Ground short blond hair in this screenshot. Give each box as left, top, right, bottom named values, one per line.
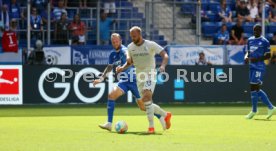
left=129, top=26, right=142, bottom=33
left=110, top=33, right=121, bottom=40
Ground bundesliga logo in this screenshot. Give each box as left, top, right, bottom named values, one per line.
left=0, top=69, right=19, bottom=95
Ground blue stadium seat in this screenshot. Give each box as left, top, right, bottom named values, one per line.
left=268, top=23, right=276, bottom=34
left=206, top=11, right=216, bottom=22
left=181, top=4, right=195, bottom=15
left=202, top=22, right=217, bottom=37
left=243, top=22, right=255, bottom=34
left=208, top=2, right=220, bottom=14
left=243, top=33, right=252, bottom=39
left=201, top=3, right=208, bottom=11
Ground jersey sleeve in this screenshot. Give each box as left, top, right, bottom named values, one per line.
left=151, top=41, right=163, bottom=54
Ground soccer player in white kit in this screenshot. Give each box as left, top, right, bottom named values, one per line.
left=116, top=26, right=172, bottom=134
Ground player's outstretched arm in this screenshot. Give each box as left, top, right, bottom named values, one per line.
left=159, top=50, right=169, bottom=72
left=93, top=64, right=113, bottom=87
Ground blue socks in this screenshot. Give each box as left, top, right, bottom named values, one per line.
left=251, top=90, right=274, bottom=112
left=258, top=90, right=274, bottom=110
left=251, top=91, right=258, bottom=113
left=107, top=100, right=115, bottom=123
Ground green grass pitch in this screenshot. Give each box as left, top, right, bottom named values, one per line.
left=0, top=104, right=276, bottom=151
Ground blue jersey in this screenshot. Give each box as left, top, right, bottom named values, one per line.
left=247, top=36, right=270, bottom=71
left=109, top=45, right=136, bottom=82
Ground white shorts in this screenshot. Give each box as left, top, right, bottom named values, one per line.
left=136, top=72, right=157, bottom=97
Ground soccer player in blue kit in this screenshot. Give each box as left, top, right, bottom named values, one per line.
left=93, top=33, right=167, bottom=131
left=244, top=24, right=276, bottom=119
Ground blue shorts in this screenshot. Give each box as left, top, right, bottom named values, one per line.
left=117, top=81, right=141, bottom=99
left=249, top=69, right=265, bottom=85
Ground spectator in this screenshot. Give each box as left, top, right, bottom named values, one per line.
left=237, top=0, right=251, bottom=22
left=269, top=32, right=276, bottom=45
left=217, top=0, right=232, bottom=22
left=195, top=52, right=212, bottom=65
left=41, top=5, right=55, bottom=26
left=68, top=13, right=86, bottom=45
left=55, top=12, right=69, bottom=44
left=217, top=24, right=229, bottom=45
left=32, top=0, right=47, bottom=14
left=9, top=0, right=23, bottom=20
left=100, top=10, right=116, bottom=45
left=2, top=20, right=18, bottom=53
left=1, top=4, right=9, bottom=29
left=103, top=0, right=116, bottom=15
left=53, top=0, right=67, bottom=21
left=80, top=0, right=87, bottom=8
left=30, top=7, right=43, bottom=42
left=258, top=0, right=272, bottom=23
left=229, top=19, right=245, bottom=45
left=269, top=0, right=276, bottom=22
left=247, top=0, right=259, bottom=22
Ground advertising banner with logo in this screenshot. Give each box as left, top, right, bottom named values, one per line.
left=168, top=46, right=224, bottom=65
left=22, top=65, right=276, bottom=104
left=0, top=65, right=23, bottom=105
left=43, top=46, right=71, bottom=65
left=23, top=66, right=136, bottom=104
left=227, top=45, right=246, bottom=65
left=71, top=46, right=113, bottom=65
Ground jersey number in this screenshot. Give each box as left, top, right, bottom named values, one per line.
left=9, top=35, right=14, bottom=44
left=255, top=71, right=261, bottom=78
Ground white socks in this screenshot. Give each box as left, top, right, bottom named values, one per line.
left=152, top=103, right=167, bottom=117
left=144, top=101, right=154, bottom=128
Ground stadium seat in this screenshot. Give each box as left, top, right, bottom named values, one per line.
left=208, top=2, right=220, bottom=14
left=268, top=23, right=276, bottom=34
left=202, top=22, right=217, bottom=37
left=243, top=22, right=255, bottom=34
left=206, top=11, right=216, bottom=22
left=243, top=33, right=252, bottom=39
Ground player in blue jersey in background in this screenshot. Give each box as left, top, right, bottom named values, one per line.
left=93, top=33, right=165, bottom=131
left=244, top=24, right=276, bottom=119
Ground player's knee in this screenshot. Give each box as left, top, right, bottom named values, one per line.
left=139, top=105, right=146, bottom=111
left=108, top=93, right=117, bottom=100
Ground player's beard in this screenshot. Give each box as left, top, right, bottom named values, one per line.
left=133, top=37, right=141, bottom=45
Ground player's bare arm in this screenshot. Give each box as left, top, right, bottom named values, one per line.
left=116, top=56, right=133, bottom=73
left=159, top=50, right=169, bottom=72
left=93, top=64, right=113, bottom=87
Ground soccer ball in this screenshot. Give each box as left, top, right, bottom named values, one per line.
left=115, top=121, right=128, bottom=134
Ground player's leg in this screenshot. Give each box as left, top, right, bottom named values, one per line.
left=99, top=84, right=125, bottom=131
left=245, top=70, right=259, bottom=119
left=254, top=71, right=275, bottom=119
left=141, top=89, right=155, bottom=133
left=148, top=78, right=172, bottom=129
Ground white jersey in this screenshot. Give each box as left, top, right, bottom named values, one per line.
left=127, top=40, right=164, bottom=95
left=127, top=40, right=163, bottom=73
